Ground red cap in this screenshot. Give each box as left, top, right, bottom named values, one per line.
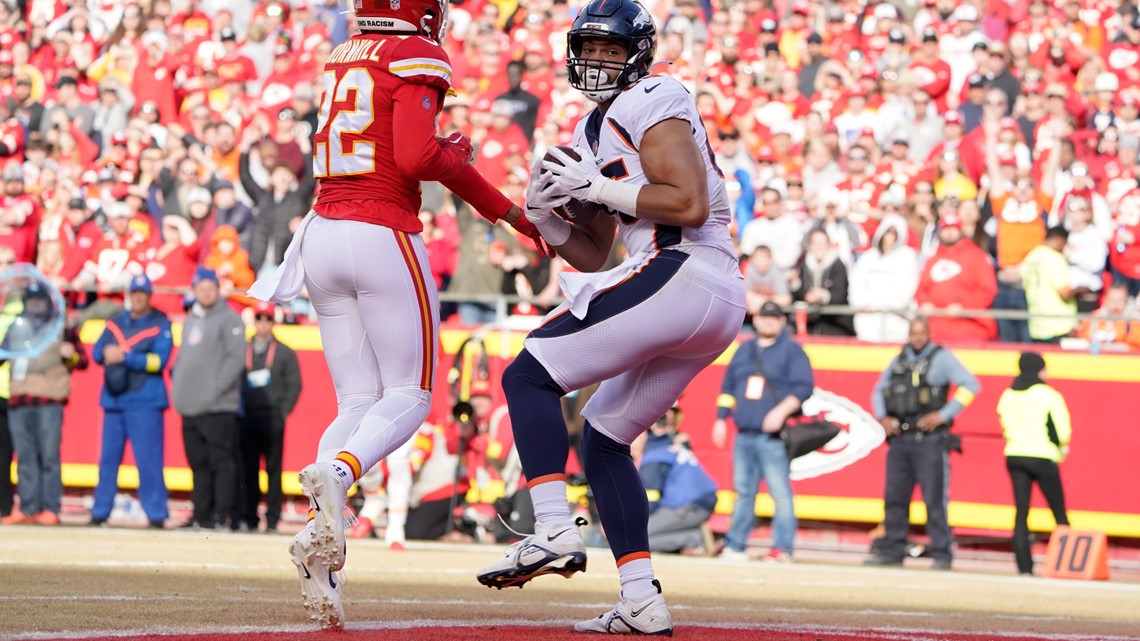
left=940, top=213, right=963, bottom=229
left=860, top=64, right=878, bottom=80
left=0, top=51, right=13, bottom=65
left=1118, top=90, right=1140, bottom=106
left=858, top=126, right=876, bottom=138
left=997, top=150, right=1017, bottom=165
left=469, top=379, right=493, bottom=397
left=999, top=116, right=1018, bottom=131
left=1022, top=80, right=1043, bottom=95
left=944, top=110, right=963, bottom=124
left=792, top=0, right=811, bottom=15
left=787, top=170, right=803, bottom=183
left=254, top=301, right=277, bottom=317
left=110, top=131, right=128, bottom=146
left=756, top=146, right=776, bottom=161
left=848, top=85, right=868, bottom=98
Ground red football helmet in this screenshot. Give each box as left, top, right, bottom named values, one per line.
left=354, top=0, right=449, bottom=42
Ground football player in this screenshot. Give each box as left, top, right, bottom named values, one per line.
left=475, top=0, right=746, bottom=634
left=249, top=0, right=549, bottom=630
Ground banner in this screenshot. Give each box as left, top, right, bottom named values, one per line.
left=57, top=324, right=1140, bottom=538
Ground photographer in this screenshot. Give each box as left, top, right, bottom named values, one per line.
left=866, top=317, right=980, bottom=570
left=635, top=404, right=719, bottom=555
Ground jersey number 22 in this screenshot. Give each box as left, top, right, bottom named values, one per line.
left=314, top=68, right=376, bottom=178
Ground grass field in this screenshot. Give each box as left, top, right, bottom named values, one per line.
left=2, top=525, right=1138, bottom=641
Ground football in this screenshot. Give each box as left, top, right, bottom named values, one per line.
left=542, top=145, right=601, bottom=224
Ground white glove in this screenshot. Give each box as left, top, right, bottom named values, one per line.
left=523, top=167, right=572, bottom=246
left=541, top=146, right=641, bottom=216
left=541, top=146, right=601, bottom=202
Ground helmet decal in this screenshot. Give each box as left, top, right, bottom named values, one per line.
left=566, top=0, right=657, bottom=103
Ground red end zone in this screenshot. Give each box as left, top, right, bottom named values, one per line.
left=73, top=625, right=1134, bottom=641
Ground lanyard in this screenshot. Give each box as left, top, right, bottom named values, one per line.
left=246, top=340, right=276, bottom=370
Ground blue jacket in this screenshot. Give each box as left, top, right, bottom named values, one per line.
left=639, top=434, right=719, bottom=513
left=716, top=331, right=814, bottom=432
left=93, top=309, right=173, bottom=411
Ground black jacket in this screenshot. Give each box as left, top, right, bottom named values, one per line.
left=241, top=151, right=316, bottom=272
left=241, top=337, right=302, bottom=416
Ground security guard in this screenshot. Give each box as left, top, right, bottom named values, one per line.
left=866, top=317, right=980, bottom=570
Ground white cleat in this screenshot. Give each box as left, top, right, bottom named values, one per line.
left=289, top=530, right=345, bottom=631
left=574, top=579, right=673, bottom=636
left=476, top=517, right=588, bottom=589
left=299, top=462, right=348, bottom=571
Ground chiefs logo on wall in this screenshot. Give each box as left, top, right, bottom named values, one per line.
left=790, top=388, right=886, bottom=481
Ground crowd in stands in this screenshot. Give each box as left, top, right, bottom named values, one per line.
left=2, top=0, right=1140, bottom=348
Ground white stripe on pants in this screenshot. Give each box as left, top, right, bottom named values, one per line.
left=300, top=216, right=439, bottom=475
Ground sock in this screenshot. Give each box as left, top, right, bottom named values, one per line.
left=331, top=451, right=363, bottom=489
left=385, top=508, right=407, bottom=543
left=617, top=555, right=657, bottom=601
left=529, top=478, right=572, bottom=527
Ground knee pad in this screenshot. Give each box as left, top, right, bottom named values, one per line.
left=502, top=349, right=564, bottom=401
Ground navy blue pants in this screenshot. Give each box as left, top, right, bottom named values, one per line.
left=92, top=408, right=169, bottom=523
left=879, top=431, right=952, bottom=562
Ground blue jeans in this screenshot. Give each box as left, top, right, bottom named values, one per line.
left=457, top=302, right=498, bottom=326
left=994, top=283, right=1030, bottom=344
left=725, top=431, right=797, bottom=554
left=8, top=403, right=64, bottom=515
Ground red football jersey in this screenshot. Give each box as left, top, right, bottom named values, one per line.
left=313, top=34, right=456, bottom=232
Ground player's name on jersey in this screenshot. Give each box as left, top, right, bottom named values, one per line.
left=326, top=38, right=391, bottom=66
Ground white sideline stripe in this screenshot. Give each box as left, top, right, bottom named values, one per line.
left=7, top=609, right=1139, bottom=641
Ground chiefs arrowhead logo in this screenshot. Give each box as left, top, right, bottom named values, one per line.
left=790, top=389, right=885, bottom=481
left=929, top=258, right=963, bottom=283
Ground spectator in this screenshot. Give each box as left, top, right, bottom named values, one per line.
left=72, top=202, right=154, bottom=322
left=805, top=193, right=863, bottom=268
left=0, top=162, right=40, bottom=264
left=849, top=215, right=920, bottom=343
left=1021, top=227, right=1078, bottom=343
left=1061, top=196, right=1108, bottom=312
left=996, top=352, right=1071, bottom=576
left=171, top=267, right=246, bottom=530
left=134, top=215, right=199, bottom=318
left=915, top=212, right=999, bottom=342
left=1110, top=188, right=1140, bottom=297
left=210, top=180, right=253, bottom=246
left=1077, top=283, right=1140, bottom=348
left=1, top=283, right=88, bottom=525
left=635, top=404, right=718, bottom=555
left=241, top=144, right=316, bottom=275
left=89, top=275, right=172, bottom=528
left=740, top=187, right=803, bottom=271
left=792, top=228, right=855, bottom=337
left=743, top=245, right=792, bottom=318
left=714, top=302, right=814, bottom=562
left=867, top=317, right=980, bottom=570
left=495, top=60, right=541, bottom=140
left=203, top=225, right=256, bottom=309
left=238, top=302, right=301, bottom=533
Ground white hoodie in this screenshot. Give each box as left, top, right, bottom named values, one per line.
left=848, top=214, right=920, bottom=343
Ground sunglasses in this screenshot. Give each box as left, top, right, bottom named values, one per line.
left=255, top=314, right=274, bottom=321
left=788, top=182, right=803, bottom=187
left=849, top=155, right=868, bottom=161
left=762, top=199, right=781, bottom=205
left=915, top=188, right=934, bottom=195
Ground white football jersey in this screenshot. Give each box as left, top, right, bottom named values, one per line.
left=571, top=76, right=734, bottom=259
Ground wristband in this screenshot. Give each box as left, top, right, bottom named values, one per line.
left=589, top=178, right=641, bottom=217
left=528, top=209, right=572, bottom=246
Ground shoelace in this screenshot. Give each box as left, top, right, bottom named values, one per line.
left=496, top=514, right=590, bottom=551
